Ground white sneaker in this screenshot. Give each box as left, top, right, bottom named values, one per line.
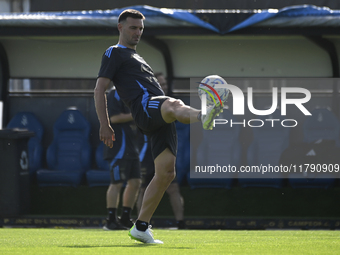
left=201, top=103, right=224, bottom=130
left=128, top=225, right=163, bottom=244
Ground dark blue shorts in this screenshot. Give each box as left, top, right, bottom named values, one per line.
left=109, top=158, right=141, bottom=184
left=132, top=96, right=177, bottom=159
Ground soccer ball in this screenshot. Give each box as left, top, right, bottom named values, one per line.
left=198, top=75, right=229, bottom=106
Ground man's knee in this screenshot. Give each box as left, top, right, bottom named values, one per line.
left=167, top=169, right=176, bottom=183
left=156, top=167, right=176, bottom=185
left=110, top=182, right=123, bottom=190
left=168, top=98, right=185, bottom=113
left=161, top=98, right=185, bottom=123
left=127, top=178, right=142, bottom=189
left=164, top=169, right=176, bottom=184
left=154, top=148, right=176, bottom=184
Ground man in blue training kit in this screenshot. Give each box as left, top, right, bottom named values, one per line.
left=136, top=73, right=185, bottom=229
left=94, top=9, right=226, bottom=244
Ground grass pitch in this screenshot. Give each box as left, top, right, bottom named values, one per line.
left=0, top=228, right=339, bottom=254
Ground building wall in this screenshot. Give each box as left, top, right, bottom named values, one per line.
left=0, top=35, right=335, bottom=79
left=0, top=36, right=166, bottom=78
left=162, top=35, right=332, bottom=78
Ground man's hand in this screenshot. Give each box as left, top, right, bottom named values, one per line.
left=100, top=124, right=115, bottom=148
left=94, top=77, right=115, bottom=148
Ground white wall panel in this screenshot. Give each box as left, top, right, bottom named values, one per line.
left=1, top=36, right=165, bottom=78
left=161, top=35, right=333, bottom=78
left=0, top=35, right=337, bottom=79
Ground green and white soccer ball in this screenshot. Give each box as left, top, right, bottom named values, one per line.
left=198, top=75, right=230, bottom=106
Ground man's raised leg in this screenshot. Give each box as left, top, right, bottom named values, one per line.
left=160, top=97, right=201, bottom=124
left=160, top=96, right=225, bottom=130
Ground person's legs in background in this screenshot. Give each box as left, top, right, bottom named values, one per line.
left=104, top=182, right=127, bottom=230
left=104, top=159, right=141, bottom=230
left=119, top=178, right=141, bottom=228
left=165, top=182, right=185, bottom=229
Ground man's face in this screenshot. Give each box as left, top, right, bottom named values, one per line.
left=118, top=17, right=144, bottom=48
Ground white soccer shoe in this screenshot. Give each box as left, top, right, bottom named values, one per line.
left=128, top=225, right=163, bottom=244
left=201, top=103, right=224, bottom=130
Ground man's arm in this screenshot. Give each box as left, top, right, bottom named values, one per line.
left=110, top=113, right=133, bottom=124
left=94, top=77, right=115, bottom=148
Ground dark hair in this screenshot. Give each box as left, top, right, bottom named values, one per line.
left=118, top=9, right=145, bottom=23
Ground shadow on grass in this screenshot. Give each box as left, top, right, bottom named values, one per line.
left=64, top=244, right=193, bottom=249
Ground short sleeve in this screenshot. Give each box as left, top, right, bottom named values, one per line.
left=98, top=46, right=121, bottom=80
